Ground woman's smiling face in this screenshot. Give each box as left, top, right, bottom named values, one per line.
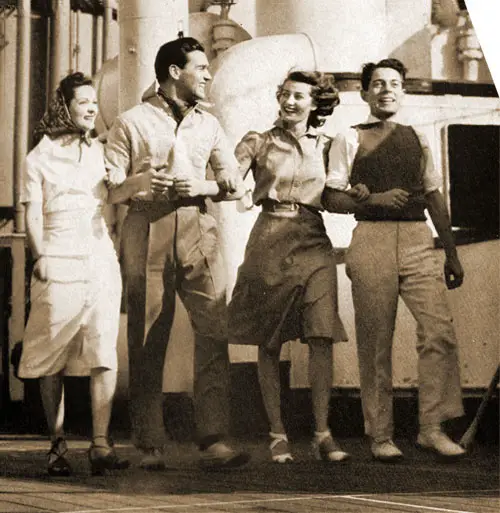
left=278, top=80, right=316, bottom=126
left=68, top=85, right=98, bottom=132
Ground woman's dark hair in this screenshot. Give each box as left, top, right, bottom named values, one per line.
left=155, top=37, right=205, bottom=82
left=57, top=72, right=93, bottom=107
left=277, top=71, right=340, bottom=128
left=360, top=59, right=407, bottom=91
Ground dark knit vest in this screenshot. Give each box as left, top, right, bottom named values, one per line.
left=350, top=122, right=427, bottom=221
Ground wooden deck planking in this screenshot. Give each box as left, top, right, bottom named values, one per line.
left=1, top=492, right=72, bottom=511
left=0, top=490, right=498, bottom=513
left=0, top=437, right=497, bottom=513
left=0, top=500, right=44, bottom=513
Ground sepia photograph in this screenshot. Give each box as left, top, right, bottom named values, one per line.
left=0, top=1, right=498, bottom=511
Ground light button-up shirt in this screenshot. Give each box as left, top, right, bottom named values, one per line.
left=235, top=121, right=334, bottom=210
left=105, top=94, right=240, bottom=201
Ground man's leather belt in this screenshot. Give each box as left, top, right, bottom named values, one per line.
left=129, top=197, right=206, bottom=214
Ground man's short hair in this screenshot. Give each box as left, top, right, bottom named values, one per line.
left=360, top=58, right=408, bottom=91
left=154, top=37, right=205, bottom=82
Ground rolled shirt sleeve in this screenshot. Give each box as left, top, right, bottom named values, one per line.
left=104, top=117, right=132, bottom=185
left=20, top=156, right=43, bottom=204
left=414, top=129, right=443, bottom=193
left=326, top=126, right=442, bottom=194
left=325, top=128, right=359, bottom=191
left=234, top=131, right=262, bottom=179
left=209, top=121, right=242, bottom=186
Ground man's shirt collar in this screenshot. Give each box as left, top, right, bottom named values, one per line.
left=365, top=113, right=400, bottom=124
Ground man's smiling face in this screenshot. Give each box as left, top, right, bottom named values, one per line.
left=362, top=67, right=405, bottom=120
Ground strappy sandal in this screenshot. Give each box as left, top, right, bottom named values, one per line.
left=312, top=431, right=350, bottom=462
left=88, top=437, right=130, bottom=476
left=47, top=437, right=72, bottom=477
left=269, top=432, right=294, bottom=463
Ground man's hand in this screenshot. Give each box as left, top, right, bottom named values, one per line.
left=149, top=169, right=175, bottom=196
left=444, top=254, right=464, bottom=290
left=372, top=188, right=410, bottom=209
left=174, top=176, right=207, bottom=197
left=33, top=256, right=48, bottom=281
left=347, top=183, right=370, bottom=202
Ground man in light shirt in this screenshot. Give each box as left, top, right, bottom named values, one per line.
left=104, top=37, right=249, bottom=470
left=323, top=58, right=466, bottom=462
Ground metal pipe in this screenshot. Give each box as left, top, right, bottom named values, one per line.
left=10, top=0, right=31, bottom=402
left=457, top=12, right=483, bottom=82
left=50, top=0, right=71, bottom=93
left=91, top=14, right=99, bottom=75
left=70, top=9, right=79, bottom=72
left=255, top=0, right=388, bottom=71
left=102, top=0, right=113, bottom=61
left=13, top=0, right=31, bottom=234
left=119, top=0, right=189, bottom=113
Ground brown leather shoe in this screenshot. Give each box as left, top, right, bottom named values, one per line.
left=89, top=438, right=130, bottom=476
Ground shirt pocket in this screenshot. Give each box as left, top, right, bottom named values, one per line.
left=192, top=140, right=212, bottom=171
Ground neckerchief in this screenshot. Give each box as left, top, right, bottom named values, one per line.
left=157, top=88, right=195, bottom=124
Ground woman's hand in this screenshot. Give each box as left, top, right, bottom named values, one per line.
left=216, top=171, right=238, bottom=194
left=33, top=256, right=48, bottom=281
left=104, top=169, right=127, bottom=189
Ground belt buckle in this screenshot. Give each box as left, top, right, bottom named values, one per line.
left=280, top=202, right=299, bottom=212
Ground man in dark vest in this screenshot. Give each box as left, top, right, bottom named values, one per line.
left=323, top=58, right=466, bottom=462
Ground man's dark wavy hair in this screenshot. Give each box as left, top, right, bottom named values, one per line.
left=155, top=37, right=205, bottom=82
left=277, top=71, right=340, bottom=128
left=360, top=58, right=408, bottom=91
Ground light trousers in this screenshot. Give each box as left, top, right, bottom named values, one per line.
left=345, top=221, right=464, bottom=440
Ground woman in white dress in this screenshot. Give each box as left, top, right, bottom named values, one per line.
left=18, top=72, right=128, bottom=476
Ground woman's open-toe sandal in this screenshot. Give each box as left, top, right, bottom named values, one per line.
left=312, top=431, right=350, bottom=462
left=47, top=437, right=72, bottom=477
left=269, top=432, right=294, bottom=463
left=88, top=437, right=130, bottom=476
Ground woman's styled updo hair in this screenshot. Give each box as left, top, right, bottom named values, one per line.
left=277, top=71, right=340, bottom=127
left=57, top=72, right=94, bottom=107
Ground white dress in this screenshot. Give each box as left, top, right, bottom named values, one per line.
left=18, top=135, right=122, bottom=378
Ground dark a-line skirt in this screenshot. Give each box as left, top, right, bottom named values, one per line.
left=228, top=205, right=348, bottom=351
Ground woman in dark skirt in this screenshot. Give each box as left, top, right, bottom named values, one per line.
left=229, top=71, right=368, bottom=463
